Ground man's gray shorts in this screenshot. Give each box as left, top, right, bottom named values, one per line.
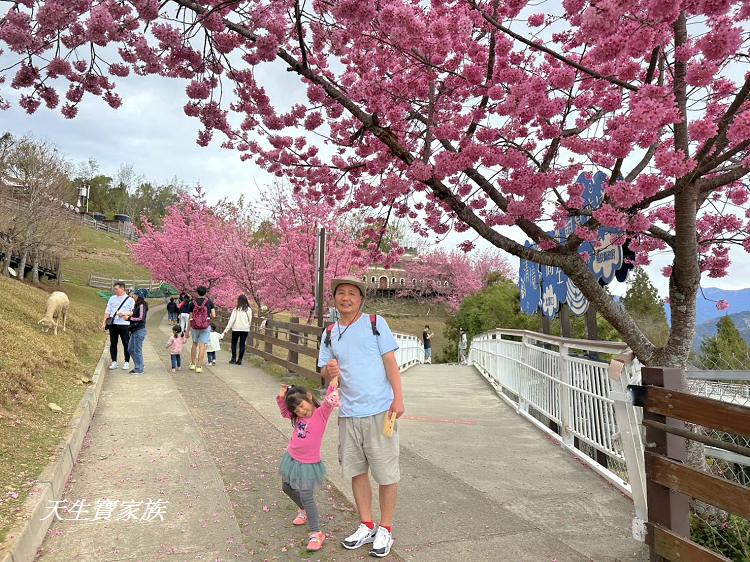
left=338, top=411, right=400, bottom=485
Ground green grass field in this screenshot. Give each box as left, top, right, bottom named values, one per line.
left=0, top=227, right=149, bottom=546
left=61, top=227, right=151, bottom=286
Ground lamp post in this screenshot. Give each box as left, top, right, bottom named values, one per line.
left=78, top=183, right=90, bottom=214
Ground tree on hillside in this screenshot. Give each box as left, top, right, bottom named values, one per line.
left=0, top=136, right=74, bottom=281
left=441, top=281, right=539, bottom=362
left=130, top=191, right=232, bottom=293
left=6, top=2, right=750, bottom=371
left=622, top=268, right=669, bottom=347
left=399, top=249, right=513, bottom=311
left=699, top=316, right=750, bottom=370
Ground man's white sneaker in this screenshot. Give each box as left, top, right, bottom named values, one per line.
left=108, top=362, right=118, bottom=370
left=369, top=526, right=393, bottom=558
left=122, top=362, right=130, bottom=370
left=341, top=523, right=377, bottom=550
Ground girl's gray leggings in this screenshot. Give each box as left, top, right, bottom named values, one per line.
left=282, top=482, right=320, bottom=531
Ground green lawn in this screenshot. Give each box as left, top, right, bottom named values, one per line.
left=61, top=226, right=151, bottom=285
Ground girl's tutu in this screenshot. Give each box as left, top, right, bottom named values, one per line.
left=279, top=451, right=326, bottom=490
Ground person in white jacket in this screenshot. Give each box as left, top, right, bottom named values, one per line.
left=206, top=323, right=223, bottom=366
left=221, top=294, right=253, bottom=365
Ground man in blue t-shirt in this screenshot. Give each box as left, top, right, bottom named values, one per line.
left=318, top=276, right=404, bottom=558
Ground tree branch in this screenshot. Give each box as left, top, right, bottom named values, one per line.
left=467, top=0, right=638, bottom=92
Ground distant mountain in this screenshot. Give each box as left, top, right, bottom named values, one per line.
left=665, top=287, right=750, bottom=327
left=693, top=310, right=750, bottom=351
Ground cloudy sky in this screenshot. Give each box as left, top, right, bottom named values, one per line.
left=2, top=41, right=749, bottom=301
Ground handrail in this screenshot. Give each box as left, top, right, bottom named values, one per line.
left=468, top=329, right=639, bottom=499
left=488, top=328, right=628, bottom=354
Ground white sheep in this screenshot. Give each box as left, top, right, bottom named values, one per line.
left=39, top=291, right=69, bottom=335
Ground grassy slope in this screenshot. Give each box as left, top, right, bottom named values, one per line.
left=0, top=226, right=149, bottom=546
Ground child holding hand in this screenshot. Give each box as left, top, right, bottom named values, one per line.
left=277, top=378, right=339, bottom=552
left=166, top=325, right=187, bottom=372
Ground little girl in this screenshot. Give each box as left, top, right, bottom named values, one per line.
left=166, top=325, right=187, bottom=373
left=206, top=323, right=222, bottom=366
left=276, top=379, right=339, bottom=552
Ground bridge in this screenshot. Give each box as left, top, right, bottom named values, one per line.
left=8, top=309, right=749, bottom=561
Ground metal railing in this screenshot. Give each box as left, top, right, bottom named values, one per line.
left=468, top=330, right=636, bottom=489
left=393, top=332, right=424, bottom=371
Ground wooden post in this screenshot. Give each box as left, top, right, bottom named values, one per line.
left=264, top=315, right=273, bottom=354
left=288, top=317, right=300, bottom=372
left=642, top=366, right=690, bottom=561
left=560, top=303, right=572, bottom=338
left=586, top=305, right=600, bottom=361
left=541, top=312, right=551, bottom=335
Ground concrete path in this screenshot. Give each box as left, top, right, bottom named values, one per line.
left=36, top=309, right=647, bottom=561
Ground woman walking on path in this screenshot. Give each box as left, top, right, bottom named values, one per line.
left=101, top=281, right=134, bottom=371
left=222, top=294, right=253, bottom=365
left=123, top=293, right=148, bottom=375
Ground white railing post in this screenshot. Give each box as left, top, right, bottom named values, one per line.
left=608, top=356, right=647, bottom=542
left=558, top=343, right=574, bottom=448
left=519, top=334, right=530, bottom=413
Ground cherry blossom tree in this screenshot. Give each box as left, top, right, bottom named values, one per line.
left=130, top=191, right=231, bottom=295
left=254, top=193, right=367, bottom=320
left=4, top=1, right=750, bottom=368
left=399, top=249, right=512, bottom=311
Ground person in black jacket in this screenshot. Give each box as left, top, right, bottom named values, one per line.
left=166, top=297, right=179, bottom=324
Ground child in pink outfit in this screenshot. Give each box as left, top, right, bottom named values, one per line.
left=276, top=379, right=339, bottom=552
left=166, top=325, right=188, bottom=372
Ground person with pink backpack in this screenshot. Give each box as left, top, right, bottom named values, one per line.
left=187, top=286, right=215, bottom=373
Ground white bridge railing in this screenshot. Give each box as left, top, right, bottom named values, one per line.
left=469, top=329, right=643, bottom=489
left=393, top=332, right=424, bottom=372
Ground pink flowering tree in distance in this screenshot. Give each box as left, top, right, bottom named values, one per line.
left=399, top=249, right=513, bottom=311
left=5, top=1, right=750, bottom=368
left=255, top=193, right=367, bottom=321
left=130, top=191, right=232, bottom=297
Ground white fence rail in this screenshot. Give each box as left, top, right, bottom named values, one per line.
left=393, top=333, right=424, bottom=372
left=469, top=330, right=638, bottom=485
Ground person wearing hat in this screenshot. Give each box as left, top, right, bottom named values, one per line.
left=318, top=276, right=404, bottom=558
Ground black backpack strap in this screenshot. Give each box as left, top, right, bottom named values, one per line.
left=324, top=323, right=335, bottom=347
left=369, top=314, right=380, bottom=336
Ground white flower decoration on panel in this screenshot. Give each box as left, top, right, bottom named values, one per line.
left=542, top=284, right=559, bottom=318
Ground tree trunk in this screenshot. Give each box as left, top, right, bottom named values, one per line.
left=18, top=248, right=28, bottom=281
left=1, top=242, right=13, bottom=277
left=31, top=247, right=40, bottom=283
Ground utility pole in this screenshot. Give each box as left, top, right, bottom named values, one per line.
left=315, top=226, right=326, bottom=327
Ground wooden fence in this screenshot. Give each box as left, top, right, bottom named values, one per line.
left=88, top=274, right=162, bottom=292
left=247, top=317, right=323, bottom=380
left=629, top=367, right=750, bottom=561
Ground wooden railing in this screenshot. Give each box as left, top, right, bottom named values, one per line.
left=88, top=274, right=161, bottom=292
left=212, top=313, right=424, bottom=382
left=629, top=367, right=750, bottom=561
left=246, top=317, right=323, bottom=380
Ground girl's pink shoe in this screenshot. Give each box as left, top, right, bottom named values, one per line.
left=292, top=510, right=307, bottom=526
left=306, top=531, right=325, bottom=551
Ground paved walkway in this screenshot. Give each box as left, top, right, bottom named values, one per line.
left=35, top=309, right=647, bottom=561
